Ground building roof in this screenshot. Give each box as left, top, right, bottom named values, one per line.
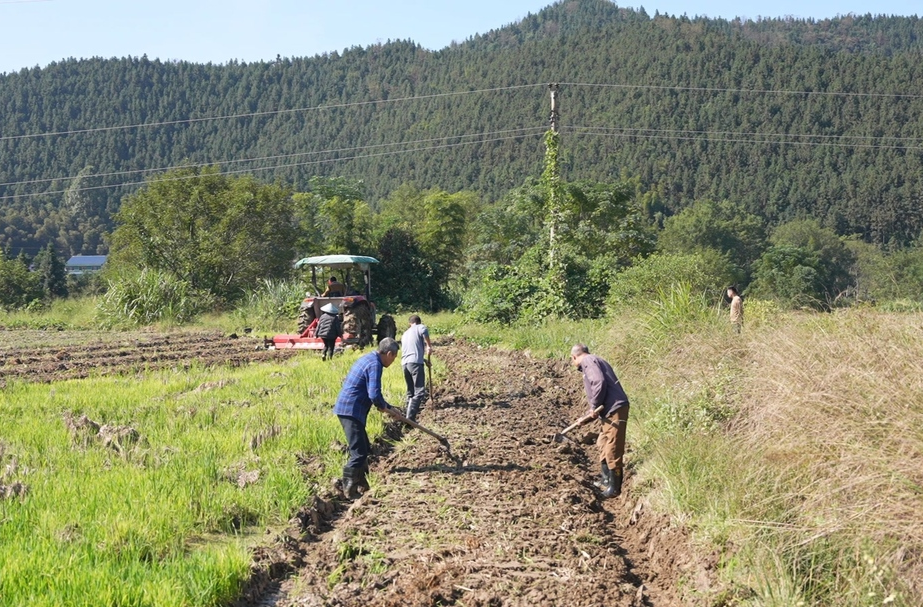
left=65, top=255, right=108, bottom=266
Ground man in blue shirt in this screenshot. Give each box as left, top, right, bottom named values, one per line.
left=333, top=337, right=401, bottom=499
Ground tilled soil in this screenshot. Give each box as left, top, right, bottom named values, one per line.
left=1, top=329, right=718, bottom=605
left=0, top=329, right=294, bottom=387
left=242, top=339, right=720, bottom=607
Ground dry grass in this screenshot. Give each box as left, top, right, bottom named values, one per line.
left=734, top=309, right=923, bottom=602
left=608, top=305, right=923, bottom=605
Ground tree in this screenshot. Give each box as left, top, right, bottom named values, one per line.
left=748, top=244, right=824, bottom=308
left=0, top=253, right=41, bottom=308
left=658, top=199, right=767, bottom=280
left=374, top=227, right=444, bottom=311
left=108, top=166, right=296, bottom=302
left=769, top=219, right=855, bottom=303
left=33, top=243, right=68, bottom=299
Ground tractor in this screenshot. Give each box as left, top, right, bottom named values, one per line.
left=267, top=255, right=397, bottom=350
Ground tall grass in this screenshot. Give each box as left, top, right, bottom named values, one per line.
left=96, top=269, right=217, bottom=328
left=229, top=278, right=306, bottom=333
left=0, top=297, right=100, bottom=330
left=0, top=349, right=405, bottom=607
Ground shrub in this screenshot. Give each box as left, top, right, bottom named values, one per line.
left=608, top=251, right=735, bottom=310
left=96, top=269, right=218, bottom=327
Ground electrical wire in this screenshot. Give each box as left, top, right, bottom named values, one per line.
left=564, top=125, right=923, bottom=150
left=4, top=79, right=921, bottom=144
left=0, top=126, right=546, bottom=189
left=561, top=81, right=923, bottom=100
left=0, top=129, right=547, bottom=201
left=0, top=84, right=544, bottom=142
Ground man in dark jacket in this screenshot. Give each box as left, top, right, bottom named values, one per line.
left=333, top=338, right=401, bottom=499
left=316, top=303, right=342, bottom=361
left=570, top=344, right=630, bottom=498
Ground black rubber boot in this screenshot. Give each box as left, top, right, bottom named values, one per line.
left=594, top=461, right=611, bottom=490
left=603, top=467, right=623, bottom=499
left=341, top=466, right=361, bottom=500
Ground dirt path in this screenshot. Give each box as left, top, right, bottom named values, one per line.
left=242, top=339, right=719, bottom=607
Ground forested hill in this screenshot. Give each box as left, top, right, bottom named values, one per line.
left=3, top=0, right=923, bottom=257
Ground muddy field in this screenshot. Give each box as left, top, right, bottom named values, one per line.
left=2, top=330, right=719, bottom=606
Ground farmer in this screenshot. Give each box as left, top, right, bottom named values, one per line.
left=333, top=337, right=401, bottom=499
left=570, top=344, right=630, bottom=498
left=400, top=314, right=432, bottom=421
left=322, top=276, right=346, bottom=297
left=315, top=303, right=342, bottom=361
left=727, top=285, right=743, bottom=333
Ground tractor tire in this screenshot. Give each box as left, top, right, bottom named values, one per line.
left=297, top=305, right=316, bottom=334
left=343, top=301, right=373, bottom=347
left=376, top=314, right=397, bottom=344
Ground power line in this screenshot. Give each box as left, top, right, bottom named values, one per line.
left=0, top=126, right=545, bottom=189
left=7, top=121, right=923, bottom=201
left=562, top=81, right=923, bottom=100
left=564, top=125, right=923, bottom=150
left=5, top=79, right=921, bottom=145
left=0, top=129, right=547, bottom=201
left=0, top=84, right=544, bottom=142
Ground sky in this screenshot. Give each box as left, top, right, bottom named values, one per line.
left=0, top=0, right=920, bottom=75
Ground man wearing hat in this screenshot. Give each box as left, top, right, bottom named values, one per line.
left=316, top=303, right=342, bottom=360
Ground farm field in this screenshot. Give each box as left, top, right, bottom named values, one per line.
left=0, top=328, right=712, bottom=607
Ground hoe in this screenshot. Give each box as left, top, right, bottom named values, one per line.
left=553, top=406, right=604, bottom=443
left=385, top=407, right=460, bottom=466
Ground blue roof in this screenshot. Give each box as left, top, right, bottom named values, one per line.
left=65, top=255, right=108, bottom=266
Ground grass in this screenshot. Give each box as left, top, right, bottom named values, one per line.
left=0, top=348, right=406, bottom=607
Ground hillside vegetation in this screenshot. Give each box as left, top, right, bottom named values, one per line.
left=4, top=0, right=923, bottom=257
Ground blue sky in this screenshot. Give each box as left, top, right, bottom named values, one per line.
left=1, top=0, right=919, bottom=75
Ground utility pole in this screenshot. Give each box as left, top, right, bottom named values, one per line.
left=549, top=83, right=559, bottom=132
left=545, top=83, right=561, bottom=267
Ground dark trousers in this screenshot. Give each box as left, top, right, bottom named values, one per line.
left=321, top=337, right=336, bottom=359
left=403, top=362, right=426, bottom=418
left=337, top=415, right=370, bottom=470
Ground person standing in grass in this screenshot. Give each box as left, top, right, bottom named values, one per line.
left=570, top=344, right=630, bottom=499
left=727, top=285, right=743, bottom=333
left=333, top=338, right=401, bottom=499
left=400, top=314, right=432, bottom=422
left=316, top=303, right=342, bottom=361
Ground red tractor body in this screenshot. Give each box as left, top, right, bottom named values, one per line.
left=268, top=255, right=395, bottom=350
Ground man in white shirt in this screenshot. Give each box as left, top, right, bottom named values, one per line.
left=400, top=314, right=432, bottom=421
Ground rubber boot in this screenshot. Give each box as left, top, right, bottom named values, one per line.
left=603, top=466, right=623, bottom=499
left=341, top=466, right=361, bottom=500
left=594, top=461, right=611, bottom=490
left=406, top=397, right=420, bottom=422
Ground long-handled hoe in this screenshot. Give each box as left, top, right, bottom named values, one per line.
left=385, top=406, right=460, bottom=467
left=552, top=406, right=604, bottom=444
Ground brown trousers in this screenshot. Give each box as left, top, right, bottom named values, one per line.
left=596, top=406, right=629, bottom=475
